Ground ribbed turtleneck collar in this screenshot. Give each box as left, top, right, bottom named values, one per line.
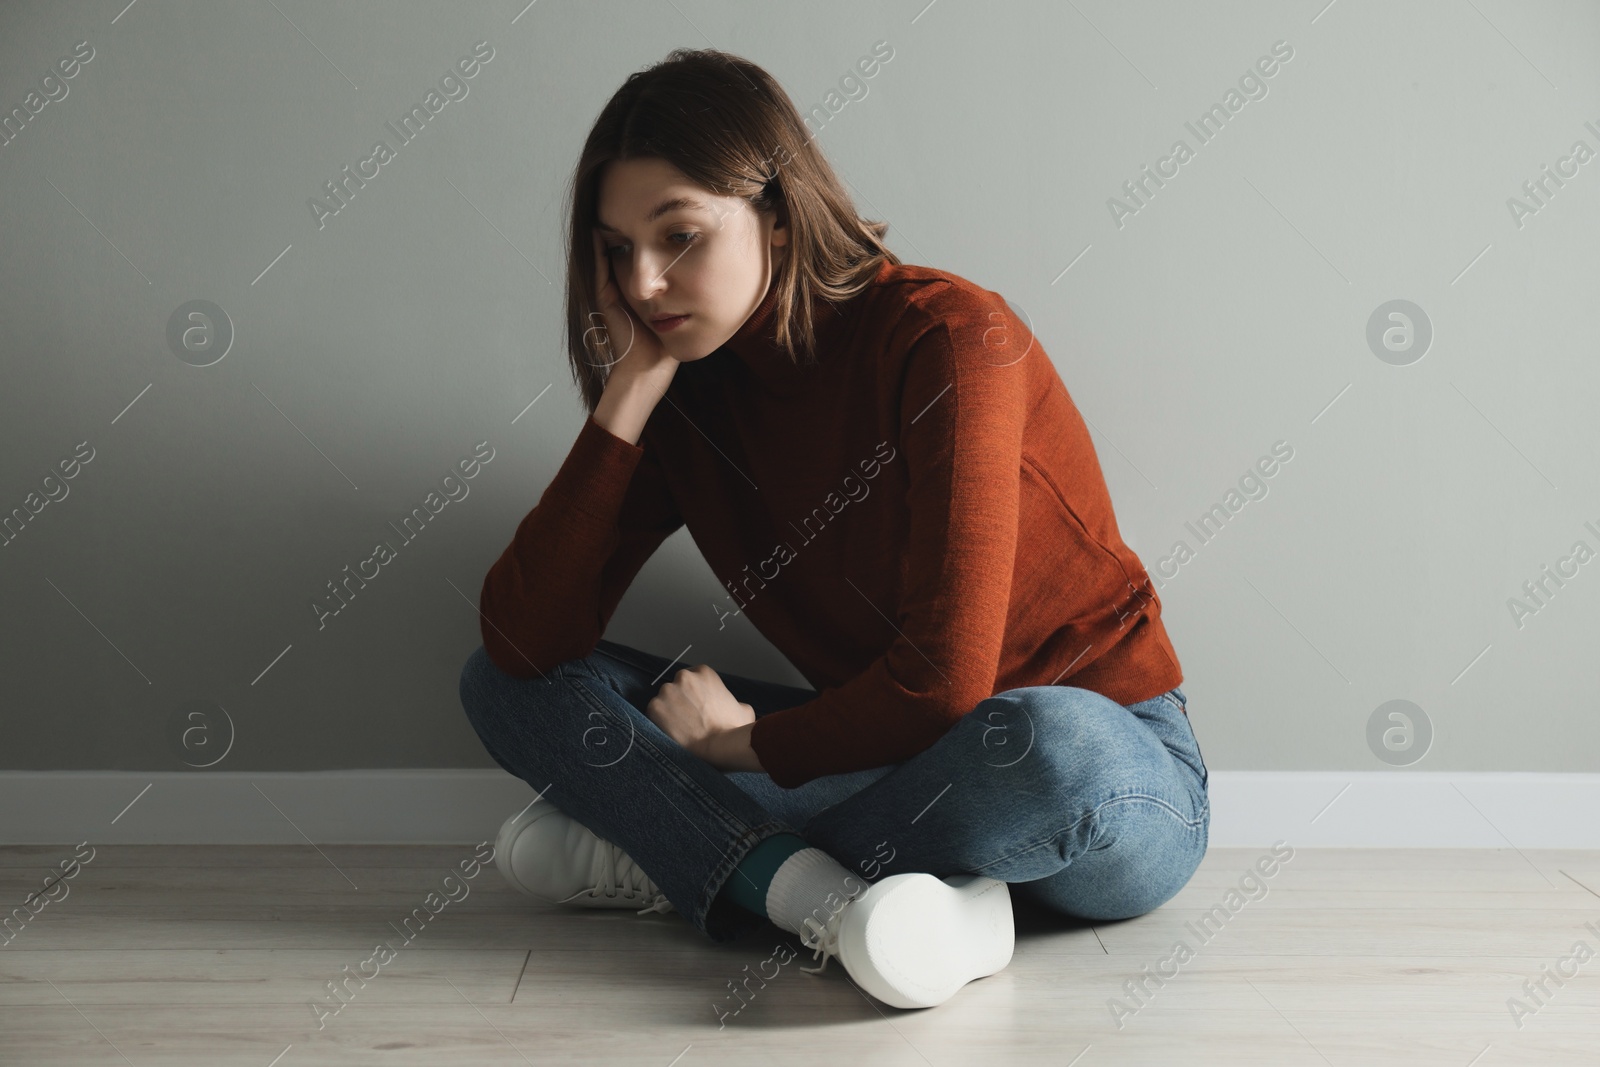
left=719, top=262, right=884, bottom=387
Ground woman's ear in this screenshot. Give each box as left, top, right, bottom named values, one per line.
left=770, top=207, right=790, bottom=268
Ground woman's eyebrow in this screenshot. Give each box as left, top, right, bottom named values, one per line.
left=596, top=196, right=711, bottom=234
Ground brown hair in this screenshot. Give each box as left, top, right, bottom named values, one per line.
left=562, top=48, right=900, bottom=414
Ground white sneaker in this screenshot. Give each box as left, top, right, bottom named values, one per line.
left=494, top=796, right=675, bottom=916
left=798, top=872, right=1014, bottom=1009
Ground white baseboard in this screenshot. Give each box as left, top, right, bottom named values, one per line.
left=2, top=770, right=1598, bottom=848
left=1207, top=771, right=1600, bottom=849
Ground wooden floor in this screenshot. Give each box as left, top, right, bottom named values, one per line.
left=3, top=845, right=1599, bottom=1065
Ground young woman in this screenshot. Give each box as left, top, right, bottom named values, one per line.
left=458, top=48, right=1208, bottom=1012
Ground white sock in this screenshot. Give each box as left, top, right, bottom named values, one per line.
left=764, top=847, right=866, bottom=941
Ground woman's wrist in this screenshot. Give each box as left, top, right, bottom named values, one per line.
left=706, top=719, right=764, bottom=773
left=593, top=363, right=676, bottom=445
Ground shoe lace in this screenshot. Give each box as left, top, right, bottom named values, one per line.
left=797, top=902, right=846, bottom=975
left=590, top=838, right=675, bottom=916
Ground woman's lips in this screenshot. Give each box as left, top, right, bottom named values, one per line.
left=651, top=314, right=690, bottom=332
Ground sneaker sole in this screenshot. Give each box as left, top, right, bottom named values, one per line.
left=839, top=872, right=1015, bottom=1009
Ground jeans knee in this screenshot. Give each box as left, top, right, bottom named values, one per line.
left=974, top=687, right=1128, bottom=793
left=458, top=645, right=496, bottom=719
left=458, top=646, right=595, bottom=776
left=459, top=644, right=605, bottom=734
left=458, top=645, right=548, bottom=730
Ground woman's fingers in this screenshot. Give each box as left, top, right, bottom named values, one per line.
left=585, top=225, right=667, bottom=372
left=588, top=229, right=626, bottom=366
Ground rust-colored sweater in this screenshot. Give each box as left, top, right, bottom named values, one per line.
left=477, top=260, right=1182, bottom=788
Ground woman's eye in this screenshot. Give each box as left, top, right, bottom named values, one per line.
left=602, top=233, right=697, bottom=257
left=601, top=231, right=697, bottom=255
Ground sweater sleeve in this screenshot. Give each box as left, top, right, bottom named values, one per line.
left=477, top=413, right=683, bottom=676
left=748, top=313, right=1028, bottom=787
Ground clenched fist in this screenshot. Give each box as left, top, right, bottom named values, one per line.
left=646, top=664, right=759, bottom=769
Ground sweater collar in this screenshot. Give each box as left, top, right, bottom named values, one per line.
left=719, top=263, right=880, bottom=386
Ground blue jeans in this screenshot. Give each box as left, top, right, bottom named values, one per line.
left=458, top=639, right=1209, bottom=943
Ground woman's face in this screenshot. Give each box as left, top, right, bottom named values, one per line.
left=595, top=157, right=789, bottom=362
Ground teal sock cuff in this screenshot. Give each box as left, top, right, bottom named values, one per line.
left=717, top=832, right=810, bottom=919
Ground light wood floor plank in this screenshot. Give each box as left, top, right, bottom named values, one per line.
left=5, top=845, right=1600, bottom=1065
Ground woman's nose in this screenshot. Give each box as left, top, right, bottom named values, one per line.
left=622, top=252, right=669, bottom=304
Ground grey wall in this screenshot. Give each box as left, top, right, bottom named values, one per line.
left=2, top=0, right=1596, bottom=774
